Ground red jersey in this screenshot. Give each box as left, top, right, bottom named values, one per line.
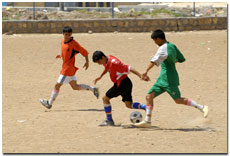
left=60, top=37, right=89, bottom=76
left=104, top=55, right=130, bottom=87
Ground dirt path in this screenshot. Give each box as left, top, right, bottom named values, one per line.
left=2, top=30, right=227, bottom=153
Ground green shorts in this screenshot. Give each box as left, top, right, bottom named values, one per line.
left=147, top=84, right=181, bottom=99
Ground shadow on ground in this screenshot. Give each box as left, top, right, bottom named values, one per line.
left=121, top=124, right=216, bottom=132
left=45, top=108, right=104, bottom=112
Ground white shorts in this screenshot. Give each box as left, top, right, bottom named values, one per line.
left=57, top=75, right=77, bottom=84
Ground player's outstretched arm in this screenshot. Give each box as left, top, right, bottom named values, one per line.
left=94, top=68, right=108, bottom=84
left=130, top=67, right=150, bottom=81
left=141, top=62, right=156, bottom=80
left=145, top=62, right=156, bottom=73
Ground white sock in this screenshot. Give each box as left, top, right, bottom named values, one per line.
left=79, top=84, right=94, bottom=92
left=145, top=104, right=153, bottom=122
left=49, top=89, right=59, bottom=105
left=187, top=99, right=204, bottom=110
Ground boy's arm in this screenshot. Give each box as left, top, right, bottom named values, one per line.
left=56, top=54, right=62, bottom=59
left=73, top=40, right=89, bottom=56
left=73, top=40, right=90, bottom=70
left=141, top=62, right=156, bottom=79
left=94, top=68, right=108, bottom=84
left=175, top=46, right=186, bottom=63
left=142, top=47, right=166, bottom=78
left=56, top=41, right=62, bottom=59
left=130, top=67, right=150, bottom=81
left=143, top=62, right=156, bottom=76
left=83, top=55, right=89, bottom=70
left=130, top=67, right=141, bottom=78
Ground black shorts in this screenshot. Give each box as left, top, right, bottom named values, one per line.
left=106, top=77, right=133, bottom=102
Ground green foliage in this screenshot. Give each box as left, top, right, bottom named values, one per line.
left=137, top=11, right=152, bottom=15
left=114, top=9, right=186, bottom=18
left=151, top=8, right=184, bottom=17
left=116, top=12, right=128, bottom=18
left=15, top=13, right=22, bottom=20
left=2, top=17, right=9, bottom=20
left=87, top=11, right=94, bottom=15
left=99, top=13, right=110, bottom=18
left=76, top=9, right=88, bottom=13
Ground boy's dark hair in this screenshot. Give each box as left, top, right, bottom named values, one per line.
left=151, top=29, right=166, bottom=40
left=63, top=26, right=72, bottom=33
left=92, top=51, right=106, bottom=62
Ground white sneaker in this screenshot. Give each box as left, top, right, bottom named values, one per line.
left=98, top=120, right=115, bottom=126
left=93, top=87, right=99, bottom=99
left=134, top=120, right=151, bottom=128
left=202, top=105, right=209, bottom=118
left=40, top=99, right=52, bottom=109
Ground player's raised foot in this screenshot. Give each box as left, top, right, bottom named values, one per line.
left=93, top=87, right=99, bottom=99
left=134, top=120, right=151, bottom=128
left=40, top=99, right=52, bottom=109
left=98, top=120, right=115, bottom=126
left=202, top=105, right=209, bottom=118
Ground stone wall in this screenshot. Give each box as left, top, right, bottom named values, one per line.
left=2, top=17, right=227, bottom=34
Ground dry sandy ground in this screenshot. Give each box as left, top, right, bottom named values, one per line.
left=2, top=30, right=227, bottom=154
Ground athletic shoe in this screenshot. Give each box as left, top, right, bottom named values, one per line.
left=93, top=87, right=99, bottom=99
left=98, top=120, right=115, bottom=126
left=202, top=105, right=209, bottom=118
left=40, top=99, right=52, bottom=109
left=134, top=120, right=151, bottom=128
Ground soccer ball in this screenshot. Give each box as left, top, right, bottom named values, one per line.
left=130, top=111, right=143, bottom=124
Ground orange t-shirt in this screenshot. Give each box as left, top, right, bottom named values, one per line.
left=60, top=37, right=89, bottom=76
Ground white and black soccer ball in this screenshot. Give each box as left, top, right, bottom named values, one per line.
left=130, top=111, right=143, bottom=124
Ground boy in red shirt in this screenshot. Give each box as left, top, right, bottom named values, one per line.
left=40, top=26, right=99, bottom=109
left=92, top=51, right=149, bottom=126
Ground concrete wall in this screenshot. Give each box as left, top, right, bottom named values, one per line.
left=2, top=17, right=227, bottom=34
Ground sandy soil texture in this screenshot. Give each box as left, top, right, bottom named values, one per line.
left=2, top=30, right=227, bottom=153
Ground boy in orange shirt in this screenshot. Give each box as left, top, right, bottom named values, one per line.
left=40, top=26, right=99, bottom=109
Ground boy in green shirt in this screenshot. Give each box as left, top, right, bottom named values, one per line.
left=135, top=29, right=208, bottom=128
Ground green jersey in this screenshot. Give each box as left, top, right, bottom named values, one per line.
left=151, top=42, right=185, bottom=87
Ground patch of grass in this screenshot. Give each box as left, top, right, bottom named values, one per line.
left=130, top=11, right=150, bottom=17
left=2, top=17, right=9, bottom=20
left=171, top=11, right=185, bottom=17
left=137, top=11, right=152, bottom=15
left=116, top=12, right=128, bottom=18
left=87, top=11, right=94, bottom=15
left=15, top=13, right=23, bottom=20
left=99, top=13, right=110, bottom=18
left=76, top=9, right=88, bottom=13
left=73, top=9, right=90, bottom=14
left=151, top=8, right=184, bottom=17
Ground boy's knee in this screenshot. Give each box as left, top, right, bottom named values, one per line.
left=125, top=102, right=132, bottom=109
left=70, top=84, right=81, bottom=90
left=74, top=85, right=81, bottom=90
left=146, top=94, right=154, bottom=101
left=103, top=96, right=110, bottom=104
left=55, top=83, right=62, bottom=90
left=174, top=98, right=181, bottom=104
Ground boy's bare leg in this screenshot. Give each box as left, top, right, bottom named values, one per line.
left=69, top=80, right=99, bottom=99
left=135, top=93, right=154, bottom=128
left=98, top=96, right=114, bottom=126
left=174, top=97, right=208, bottom=118
left=40, top=83, right=62, bottom=109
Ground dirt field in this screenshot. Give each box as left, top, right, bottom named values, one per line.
left=2, top=30, right=227, bottom=154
